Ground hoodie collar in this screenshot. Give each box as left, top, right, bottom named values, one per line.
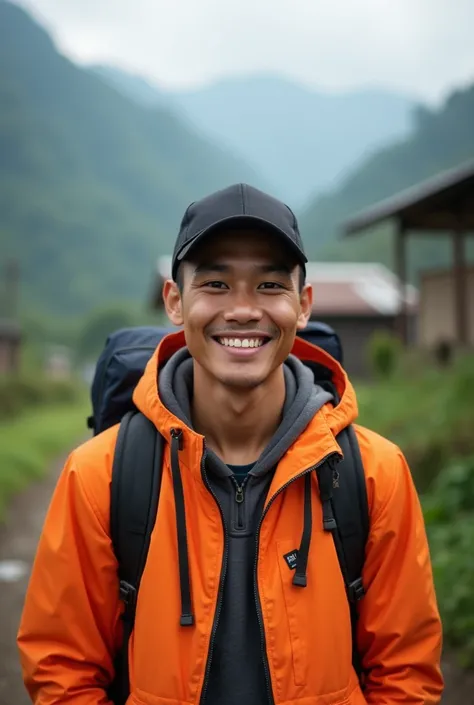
left=132, top=330, right=358, bottom=445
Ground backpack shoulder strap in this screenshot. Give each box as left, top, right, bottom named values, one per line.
left=109, top=410, right=164, bottom=705
left=332, top=424, right=369, bottom=600
left=317, top=424, right=369, bottom=681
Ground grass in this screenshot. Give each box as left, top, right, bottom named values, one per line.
left=354, top=352, right=474, bottom=668
left=354, top=353, right=474, bottom=491
left=423, top=455, right=474, bottom=668
left=0, top=397, right=89, bottom=521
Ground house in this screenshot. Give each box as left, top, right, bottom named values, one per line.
left=305, top=262, right=418, bottom=376
left=149, top=257, right=418, bottom=378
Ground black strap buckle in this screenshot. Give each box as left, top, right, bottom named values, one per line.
left=119, top=580, right=137, bottom=619
left=348, top=577, right=365, bottom=603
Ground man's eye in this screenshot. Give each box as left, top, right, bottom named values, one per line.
left=203, top=281, right=227, bottom=289
left=258, top=282, right=284, bottom=290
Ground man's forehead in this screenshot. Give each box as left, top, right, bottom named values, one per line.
left=192, top=227, right=293, bottom=261
left=191, top=261, right=294, bottom=276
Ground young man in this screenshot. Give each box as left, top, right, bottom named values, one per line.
left=18, top=184, right=443, bottom=704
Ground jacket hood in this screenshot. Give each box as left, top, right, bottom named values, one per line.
left=132, top=330, right=358, bottom=441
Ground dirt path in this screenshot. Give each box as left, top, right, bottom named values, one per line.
left=0, top=455, right=64, bottom=705
left=0, top=455, right=473, bottom=704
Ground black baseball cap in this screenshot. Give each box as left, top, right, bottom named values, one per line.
left=171, top=183, right=308, bottom=281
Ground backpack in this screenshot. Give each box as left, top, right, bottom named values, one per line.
left=87, top=324, right=369, bottom=705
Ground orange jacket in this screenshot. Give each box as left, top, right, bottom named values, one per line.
left=18, top=332, right=443, bottom=704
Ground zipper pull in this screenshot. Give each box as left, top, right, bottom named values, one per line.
left=235, top=485, right=244, bottom=503
left=170, top=428, right=183, bottom=450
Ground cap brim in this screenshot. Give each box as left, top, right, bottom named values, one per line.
left=176, top=214, right=308, bottom=268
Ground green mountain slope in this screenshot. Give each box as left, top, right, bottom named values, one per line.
left=92, top=66, right=415, bottom=206
left=299, top=83, right=474, bottom=278
left=0, top=1, right=263, bottom=316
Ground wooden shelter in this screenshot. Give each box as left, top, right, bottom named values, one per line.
left=344, top=160, right=474, bottom=346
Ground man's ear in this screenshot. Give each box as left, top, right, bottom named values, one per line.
left=296, top=282, right=313, bottom=330
left=162, top=279, right=184, bottom=326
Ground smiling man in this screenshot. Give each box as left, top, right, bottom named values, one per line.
left=18, top=184, right=443, bottom=705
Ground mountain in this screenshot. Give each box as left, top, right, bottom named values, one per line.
left=93, top=65, right=170, bottom=108
left=91, top=67, right=416, bottom=205
left=299, top=82, right=474, bottom=279
left=0, top=1, right=264, bottom=317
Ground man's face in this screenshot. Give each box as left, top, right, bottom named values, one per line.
left=163, top=229, right=312, bottom=390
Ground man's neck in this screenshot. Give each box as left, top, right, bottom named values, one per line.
left=191, top=364, right=286, bottom=465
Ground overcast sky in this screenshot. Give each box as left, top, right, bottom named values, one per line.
left=15, top=0, right=474, bottom=104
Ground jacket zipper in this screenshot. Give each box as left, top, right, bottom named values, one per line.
left=230, top=475, right=249, bottom=529
left=199, top=447, right=229, bottom=705
left=253, top=451, right=340, bottom=705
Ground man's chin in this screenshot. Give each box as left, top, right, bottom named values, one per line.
left=214, top=369, right=267, bottom=390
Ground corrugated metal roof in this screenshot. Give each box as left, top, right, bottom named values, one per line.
left=344, top=158, right=474, bottom=234
left=306, top=262, right=417, bottom=316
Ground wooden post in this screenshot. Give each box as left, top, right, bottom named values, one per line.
left=453, top=227, right=468, bottom=346
left=4, top=259, right=20, bottom=319
left=394, top=220, right=408, bottom=344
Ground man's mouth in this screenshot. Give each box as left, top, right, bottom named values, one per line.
left=212, top=335, right=271, bottom=349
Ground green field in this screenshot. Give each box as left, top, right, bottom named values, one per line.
left=356, top=353, right=474, bottom=492
left=0, top=398, right=89, bottom=520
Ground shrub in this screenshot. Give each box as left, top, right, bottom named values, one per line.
left=367, top=330, right=402, bottom=378
left=0, top=375, right=84, bottom=421
left=423, top=456, right=474, bottom=668
left=434, top=339, right=453, bottom=367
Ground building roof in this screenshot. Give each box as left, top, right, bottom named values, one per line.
left=306, top=262, right=418, bottom=316
left=151, top=257, right=418, bottom=318
left=344, top=159, right=474, bottom=234
left=0, top=318, right=22, bottom=341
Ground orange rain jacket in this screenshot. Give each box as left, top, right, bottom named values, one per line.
left=18, top=332, right=443, bottom=705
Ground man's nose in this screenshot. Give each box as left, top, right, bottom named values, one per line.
left=223, top=291, right=263, bottom=324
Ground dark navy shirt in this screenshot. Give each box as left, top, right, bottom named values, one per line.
left=227, top=462, right=256, bottom=483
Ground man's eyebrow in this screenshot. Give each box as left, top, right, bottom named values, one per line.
left=257, top=264, right=293, bottom=276
left=192, top=263, right=230, bottom=276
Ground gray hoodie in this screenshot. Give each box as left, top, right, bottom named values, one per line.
left=158, top=349, right=333, bottom=705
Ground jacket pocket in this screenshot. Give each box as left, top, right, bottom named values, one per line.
left=128, top=689, right=193, bottom=705
left=277, top=539, right=310, bottom=686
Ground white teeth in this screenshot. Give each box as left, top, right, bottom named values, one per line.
left=217, top=337, right=265, bottom=348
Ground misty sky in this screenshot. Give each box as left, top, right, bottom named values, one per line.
left=15, top=0, right=474, bottom=104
